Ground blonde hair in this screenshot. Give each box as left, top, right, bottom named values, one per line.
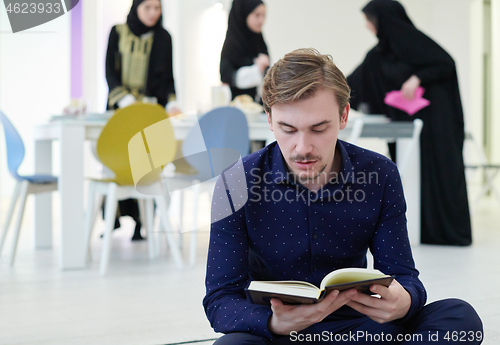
left=262, top=48, right=350, bottom=116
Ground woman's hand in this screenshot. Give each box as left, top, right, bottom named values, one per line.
left=166, top=101, right=182, bottom=116
left=400, top=75, right=421, bottom=100
left=255, top=54, right=270, bottom=74
left=268, top=289, right=355, bottom=336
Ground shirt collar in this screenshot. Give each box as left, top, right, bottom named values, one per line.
left=271, top=140, right=354, bottom=186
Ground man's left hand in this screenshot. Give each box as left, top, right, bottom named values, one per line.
left=346, top=280, right=411, bottom=323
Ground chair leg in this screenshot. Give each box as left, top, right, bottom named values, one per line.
left=83, top=181, right=97, bottom=263
left=138, top=199, right=146, bottom=236
left=474, top=169, right=500, bottom=205
left=190, top=183, right=201, bottom=267
left=155, top=194, right=183, bottom=269
left=8, top=181, right=30, bottom=266
left=100, top=183, right=118, bottom=276
left=485, top=169, right=500, bottom=205
left=144, top=199, right=156, bottom=259
left=0, top=181, right=21, bottom=256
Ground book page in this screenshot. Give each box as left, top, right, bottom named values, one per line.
left=320, top=268, right=387, bottom=290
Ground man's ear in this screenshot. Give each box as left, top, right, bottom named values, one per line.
left=340, top=103, right=350, bottom=130
left=266, top=111, right=273, bottom=131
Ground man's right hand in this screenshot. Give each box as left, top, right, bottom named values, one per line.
left=268, top=289, right=356, bottom=336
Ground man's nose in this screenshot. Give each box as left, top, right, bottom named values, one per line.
left=295, top=133, right=313, bottom=156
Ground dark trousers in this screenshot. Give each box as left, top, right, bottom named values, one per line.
left=213, top=299, right=483, bottom=345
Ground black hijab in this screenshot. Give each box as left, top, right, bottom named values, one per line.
left=361, top=0, right=453, bottom=67
left=221, top=0, right=268, bottom=76
left=127, top=0, right=164, bottom=37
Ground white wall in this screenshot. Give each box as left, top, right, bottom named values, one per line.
left=0, top=8, right=71, bottom=197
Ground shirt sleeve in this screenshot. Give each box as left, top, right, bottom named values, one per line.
left=203, top=176, right=275, bottom=340
left=235, top=64, right=263, bottom=89
left=117, top=94, right=136, bottom=108
left=370, top=164, right=427, bottom=322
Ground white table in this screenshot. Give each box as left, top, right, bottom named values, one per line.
left=33, top=114, right=420, bottom=270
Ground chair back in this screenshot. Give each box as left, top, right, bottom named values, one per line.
left=97, top=103, right=177, bottom=186
left=0, top=111, right=25, bottom=179
left=181, top=107, right=249, bottom=179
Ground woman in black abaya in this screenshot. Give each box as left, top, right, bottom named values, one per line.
left=104, top=0, right=178, bottom=240
left=220, top=0, right=269, bottom=102
left=347, top=0, right=472, bottom=245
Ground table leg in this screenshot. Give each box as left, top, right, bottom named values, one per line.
left=397, top=138, right=421, bottom=246
left=33, top=139, right=53, bottom=248
left=59, top=125, right=86, bottom=269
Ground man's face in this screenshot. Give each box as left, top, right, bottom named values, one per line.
left=268, top=89, right=349, bottom=183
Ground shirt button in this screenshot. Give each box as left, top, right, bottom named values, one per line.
left=313, top=233, right=318, bottom=239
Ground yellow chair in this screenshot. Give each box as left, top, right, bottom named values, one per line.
left=83, top=103, right=183, bottom=275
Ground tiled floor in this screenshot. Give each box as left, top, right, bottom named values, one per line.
left=0, top=192, right=499, bottom=345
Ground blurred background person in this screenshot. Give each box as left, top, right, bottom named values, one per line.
left=104, top=0, right=179, bottom=240
left=347, top=0, right=471, bottom=246
left=220, top=0, right=269, bottom=103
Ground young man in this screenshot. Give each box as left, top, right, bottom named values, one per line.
left=203, top=48, right=483, bottom=344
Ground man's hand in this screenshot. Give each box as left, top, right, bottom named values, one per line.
left=346, top=280, right=411, bottom=324
left=268, top=289, right=355, bottom=335
left=400, top=75, right=421, bottom=100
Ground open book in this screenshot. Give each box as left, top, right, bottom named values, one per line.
left=246, top=268, right=394, bottom=305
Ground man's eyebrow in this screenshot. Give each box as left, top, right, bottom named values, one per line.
left=311, top=120, right=331, bottom=127
left=277, top=120, right=331, bottom=128
left=277, top=121, right=295, bottom=128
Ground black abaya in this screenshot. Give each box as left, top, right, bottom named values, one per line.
left=347, top=0, right=472, bottom=245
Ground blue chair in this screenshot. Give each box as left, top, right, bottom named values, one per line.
left=0, top=111, right=57, bottom=266
left=164, top=106, right=250, bottom=265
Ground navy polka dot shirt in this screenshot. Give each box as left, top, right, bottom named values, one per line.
left=203, top=140, right=426, bottom=339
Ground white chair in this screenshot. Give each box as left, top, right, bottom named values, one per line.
left=464, top=131, right=500, bottom=206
